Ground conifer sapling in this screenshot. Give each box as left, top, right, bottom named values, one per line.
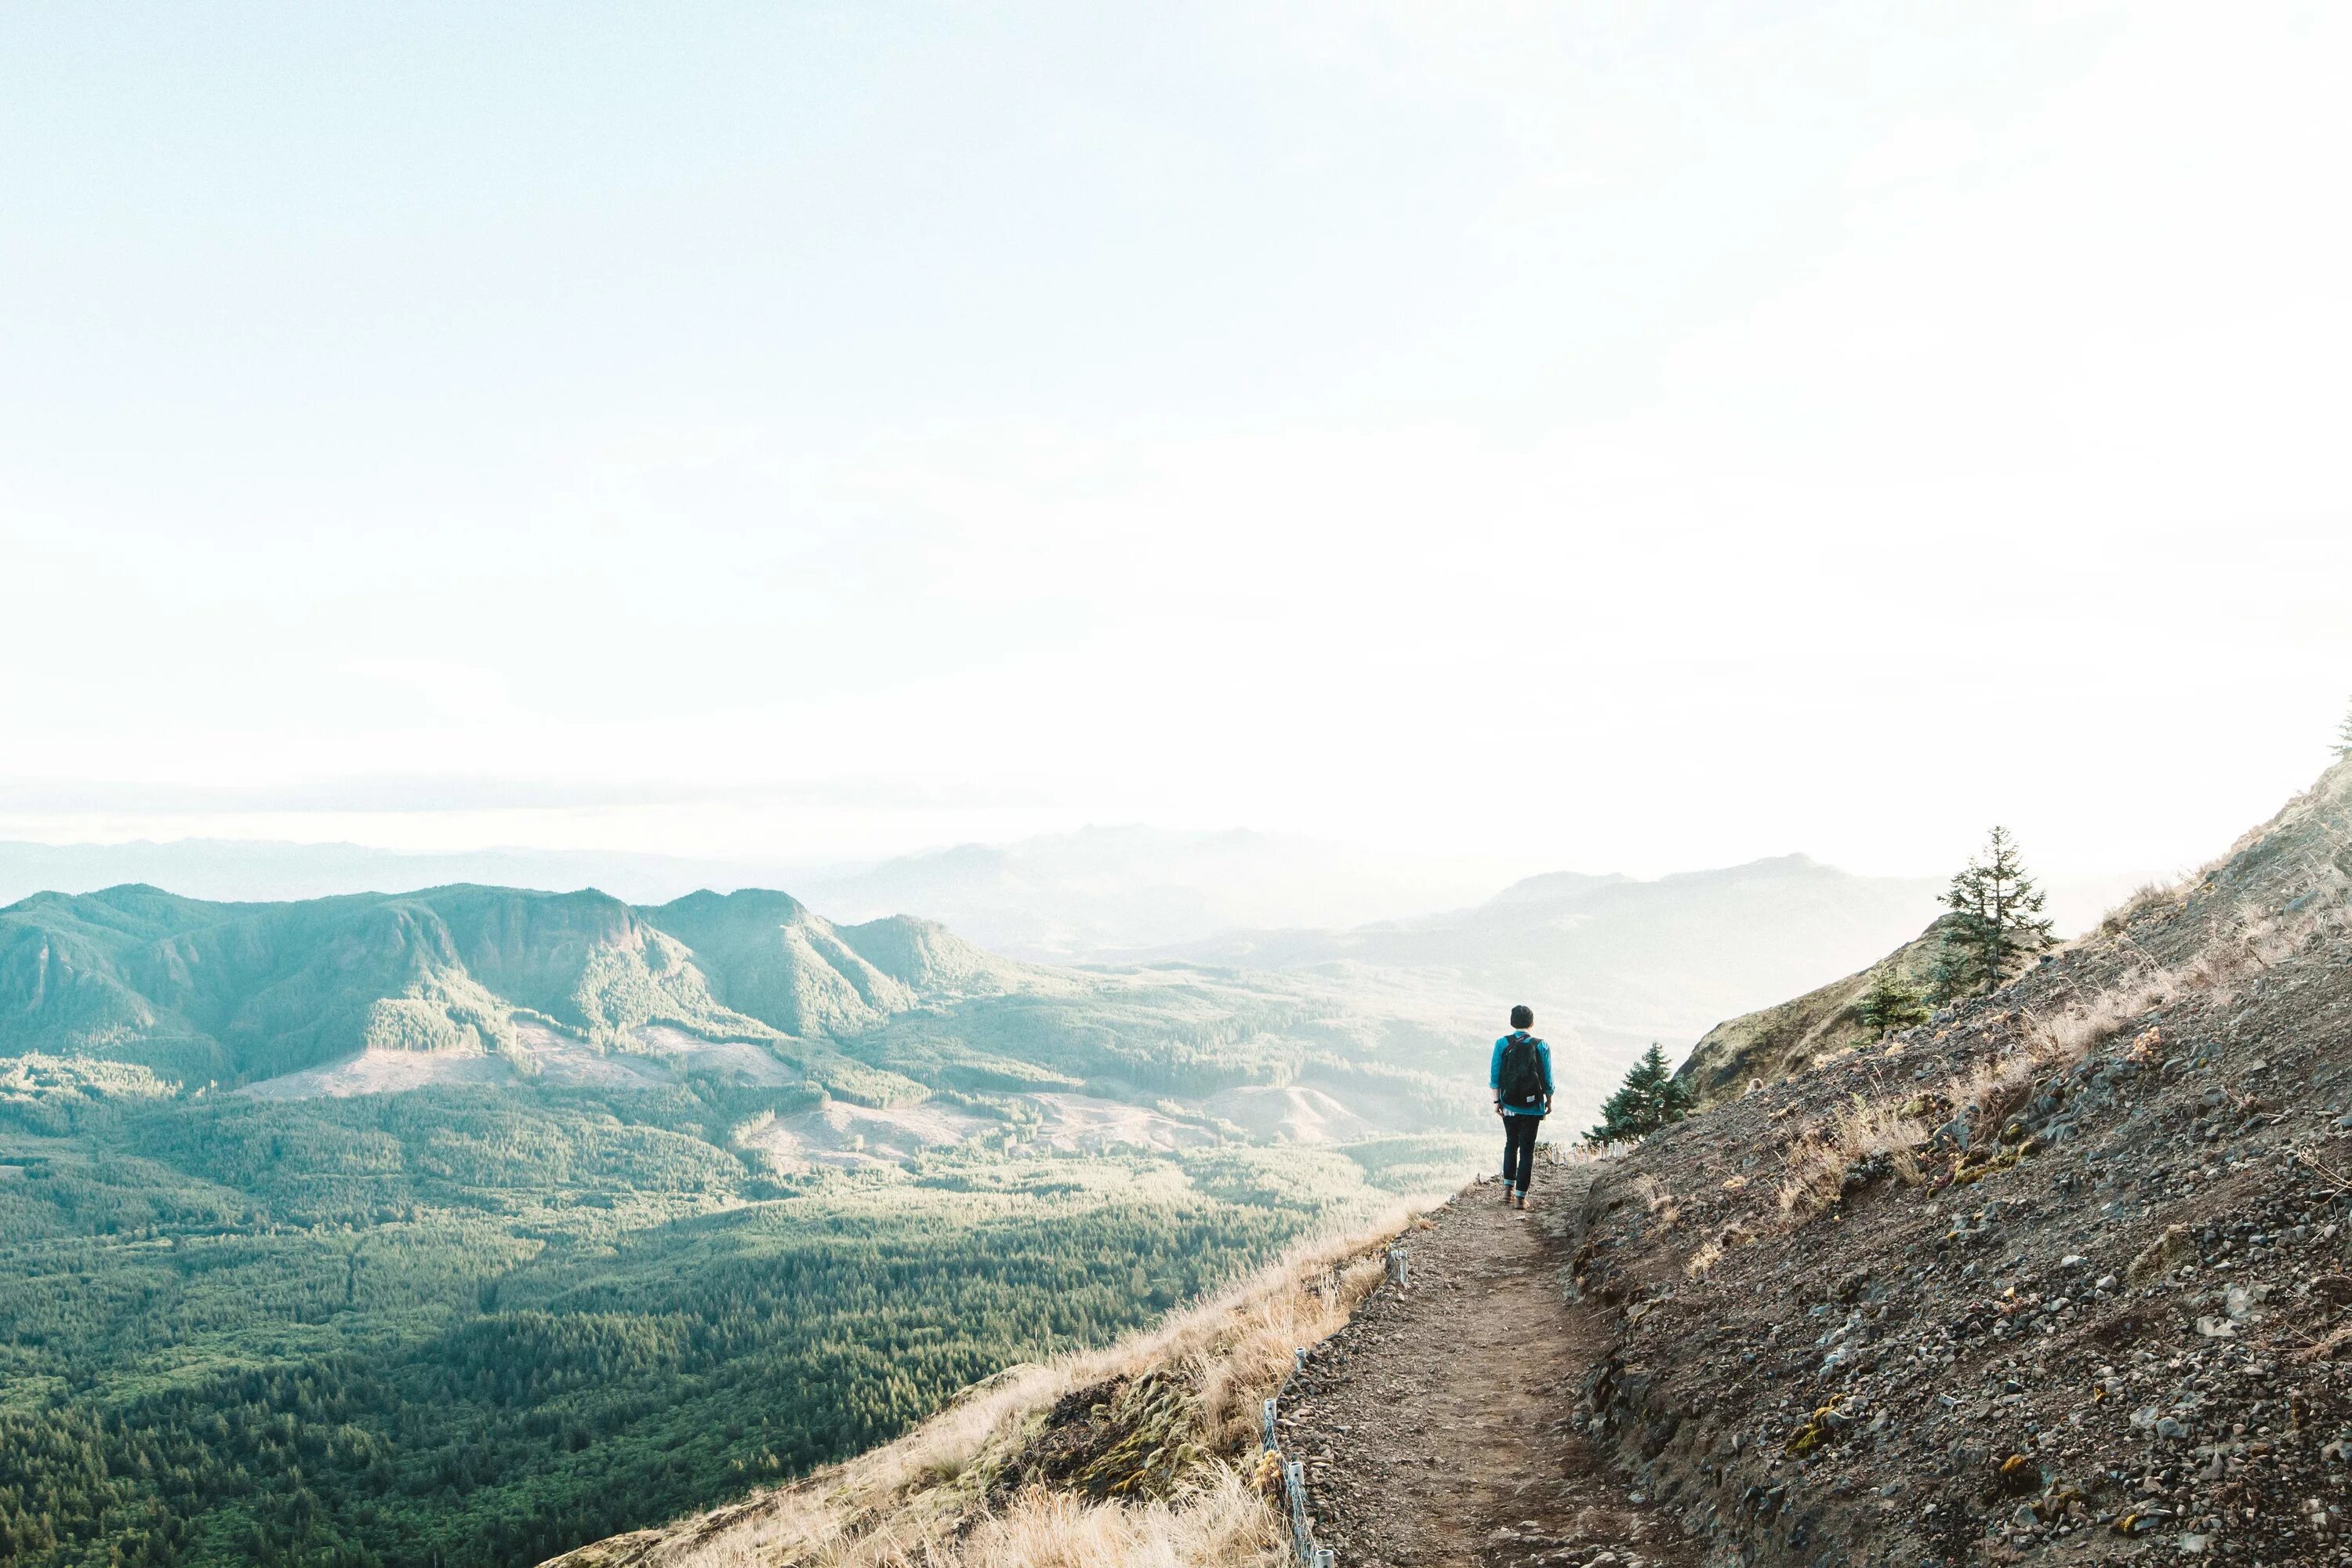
left=1941, top=826, right=2057, bottom=995
left=1926, top=938, right=1974, bottom=1007
left=1590, top=1043, right=1693, bottom=1143
left=1856, top=969, right=1932, bottom=1036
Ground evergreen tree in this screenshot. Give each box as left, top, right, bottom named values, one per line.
left=1589, top=1043, right=1693, bottom=1143
left=1855, top=969, right=1930, bottom=1035
left=1941, top=826, right=2056, bottom=995
left=1925, top=938, right=1974, bottom=1007
left=2336, top=697, right=2352, bottom=760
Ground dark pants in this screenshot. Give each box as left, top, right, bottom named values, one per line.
left=1502, top=1114, right=1543, bottom=1194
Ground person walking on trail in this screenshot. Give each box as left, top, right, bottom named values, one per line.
left=1491, top=1004, right=1552, bottom=1210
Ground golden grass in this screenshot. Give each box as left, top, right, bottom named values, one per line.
left=2095, top=880, right=2188, bottom=937
left=548, top=1208, right=1421, bottom=1568
left=812, top=1469, right=1287, bottom=1568
left=1774, top=1094, right=1931, bottom=1222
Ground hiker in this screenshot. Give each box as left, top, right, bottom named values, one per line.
left=1490, top=1004, right=1552, bottom=1210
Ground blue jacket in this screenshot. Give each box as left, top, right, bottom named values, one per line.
left=1490, top=1033, right=1553, bottom=1116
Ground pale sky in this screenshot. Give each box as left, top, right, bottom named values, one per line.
left=3, top=2, right=2347, bottom=885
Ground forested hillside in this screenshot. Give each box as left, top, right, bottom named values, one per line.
left=0, top=1065, right=1473, bottom=1568
left=0, top=882, right=1483, bottom=1120
left=0, top=880, right=1492, bottom=1568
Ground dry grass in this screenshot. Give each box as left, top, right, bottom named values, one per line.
left=2096, top=880, right=2188, bottom=937
left=1774, top=1094, right=1932, bottom=1222
left=550, top=1210, right=1421, bottom=1568
left=852, top=1468, right=1284, bottom=1568
left=1684, top=1213, right=1756, bottom=1279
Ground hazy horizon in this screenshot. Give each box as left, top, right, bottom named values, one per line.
left=0, top=823, right=2150, bottom=949
left=5, top=2, right=2348, bottom=888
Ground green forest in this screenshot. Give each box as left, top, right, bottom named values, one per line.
left=0, top=883, right=1483, bottom=1566
left=0, top=1077, right=1473, bottom=1568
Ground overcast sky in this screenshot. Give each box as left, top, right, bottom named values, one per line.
left=2, top=2, right=2347, bottom=884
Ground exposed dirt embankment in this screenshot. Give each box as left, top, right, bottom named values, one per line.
left=1566, top=763, right=2352, bottom=1565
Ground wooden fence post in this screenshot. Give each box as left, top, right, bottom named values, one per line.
left=1284, top=1457, right=1313, bottom=1561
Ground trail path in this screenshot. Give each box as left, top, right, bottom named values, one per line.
left=1279, top=1170, right=1695, bottom=1568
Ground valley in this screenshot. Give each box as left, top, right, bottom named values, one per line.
left=0, top=880, right=1499, bottom=1567
left=0, top=843, right=2133, bottom=1567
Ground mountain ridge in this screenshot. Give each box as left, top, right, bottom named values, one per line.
left=1139, top=854, right=1947, bottom=1065
left=0, top=880, right=1052, bottom=1094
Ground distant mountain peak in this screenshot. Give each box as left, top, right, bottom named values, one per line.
left=1483, top=870, right=1635, bottom=906
left=654, top=886, right=815, bottom=923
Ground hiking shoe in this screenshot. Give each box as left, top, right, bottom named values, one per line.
left=1514, top=1193, right=1530, bottom=1210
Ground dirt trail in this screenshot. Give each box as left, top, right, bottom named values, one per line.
left=1279, top=1170, right=1694, bottom=1568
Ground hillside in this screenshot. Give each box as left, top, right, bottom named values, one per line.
left=0, top=879, right=1501, bottom=1567
left=1555, top=760, right=2352, bottom=1563
left=538, top=1215, right=1417, bottom=1568
left=0, top=882, right=1040, bottom=1096
left=1672, top=915, right=1958, bottom=1105
left=0, top=878, right=1506, bottom=1127
left=1131, top=760, right=2352, bottom=1568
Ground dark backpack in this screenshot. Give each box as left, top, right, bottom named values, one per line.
left=1499, top=1033, right=1547, bottom=1109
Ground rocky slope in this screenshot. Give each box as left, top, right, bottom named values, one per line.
left=1563, top=760, right=2352, bottom=1564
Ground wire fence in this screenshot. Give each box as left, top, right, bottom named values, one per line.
left=1261, top=1241, right=1410, bottom=1565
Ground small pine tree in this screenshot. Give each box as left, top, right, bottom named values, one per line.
left=1855, top=969, right=1931, bottom=1035
left=2336, top=697, right=2352, bottom=760
left=1942, top=826, right=2057, bottom=995
left=1590, top=1043, right=1693, bottom=1143
left=1926, top=938, right=1974, bottom=1007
